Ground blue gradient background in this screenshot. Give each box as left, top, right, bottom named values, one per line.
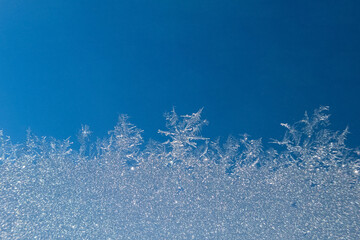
left=0, top=1, right=359, bottom=145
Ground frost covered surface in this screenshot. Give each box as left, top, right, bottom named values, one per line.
left=0, top=107, right=359, bottom=239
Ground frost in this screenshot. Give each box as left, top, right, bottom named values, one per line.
left=272, top=106, right=354, bottom=171
left=158, top=108, right=209, bottom=166
left=99, top=114, right=143, bottom=168
left=0, top=107, right=359, bottom=239
left=78, top=125, right=91, bottom=157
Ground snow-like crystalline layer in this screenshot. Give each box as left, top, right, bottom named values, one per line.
left=0, top=107, right=359, bottom=239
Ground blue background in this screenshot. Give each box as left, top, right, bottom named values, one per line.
left=0, top=0, right=359, bottom=145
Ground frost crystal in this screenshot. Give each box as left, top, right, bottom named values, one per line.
left=0, top=107, right=359, bottom=239
left=158, top=108, right=209, bottom=166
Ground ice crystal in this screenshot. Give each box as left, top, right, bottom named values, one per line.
left=0, top=107, right=359, bottom=239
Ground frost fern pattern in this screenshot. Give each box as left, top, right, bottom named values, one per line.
left=0, top=107, right=359, bottom=239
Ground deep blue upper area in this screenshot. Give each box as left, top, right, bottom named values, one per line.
left=0, top=0, right=359, bottom=145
